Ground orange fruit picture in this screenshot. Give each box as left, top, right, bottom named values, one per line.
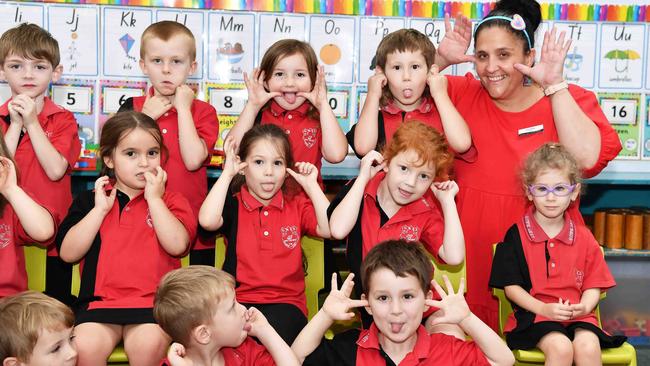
left=320, top=44, right=341, bottom=65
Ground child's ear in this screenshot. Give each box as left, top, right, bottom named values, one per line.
left=3, top=357, right=19, bottom=366
left=103, top=155, right=114, bottom=170
left=139, top=59, right=147, bottom=75
left=361, top=293, right=372, bottom=315
left=423, top=289, right=434, bottom=313
left=192, top=324, right=211, bottom=345
left=523, top=184, right=533, bottom=201
left=51, top=64, right=64, bottom=83
left=189, top=60, right=198, bottom=75
left=571, top=183, right=581, bottom=202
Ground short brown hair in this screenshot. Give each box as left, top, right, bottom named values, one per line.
left=361, top=240, right=433, bottom=295
left=382, top=121, right=452, bottom=180
left=99, top=111, right=167, bottom=177
left=0, top=23, right=60, bottom=67
left=0, top=291, right=74, bottom=362
left=375, top=29, right=436, bottom=106
left=140, top=21, right=196, bottom=61
left=258, top=39, right=319, bottom=119
left=522, top=142, right=582, bottom=187
left=154, top=266, right=235, bottom=345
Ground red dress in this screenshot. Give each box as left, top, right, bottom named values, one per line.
left=447, top=74, right=621, bottom=330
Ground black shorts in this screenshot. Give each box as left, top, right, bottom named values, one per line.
left=241, top=302, right=307, bottom=345
left=75, top=306, right=156, bottom=325
left=506, top=321, right=627, bottom=350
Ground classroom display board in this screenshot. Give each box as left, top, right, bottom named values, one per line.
left=2, top=1, right=650, bottom=167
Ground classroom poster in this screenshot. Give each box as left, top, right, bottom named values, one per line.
left=555, top=21, right=598, bottom=88
left=358, top=17, right=406, bottom=83
left=102, top=7, right=152, bottom=78
left=309, top=15, right=356, bottom=84
left=409, top=18, right=454, bottom=76
left=258, top=14, right=307, bottom=60
left=208, top=12, right=255, bottom=82
left=0, top=2, right=44, bottom=35
left=645, top=95, right=650, bottom=159
left=599, top=23, right=645, bottom=89
left=48, top=5, right=99, bottom=77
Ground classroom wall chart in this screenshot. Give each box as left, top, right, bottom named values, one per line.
left=2, top=0, right=650, bottom=166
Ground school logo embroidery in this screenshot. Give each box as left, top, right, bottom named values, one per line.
left=146, top=209, right=153, bottom=228
left=302, top=128, right=318, bottom=148
left=575, top=269, right=584, bottom=288
left=280, top=225, right=299, bottom=249
left=0, top=224, right=10, bottom=249
left=399, top=225, right=420, bottom=242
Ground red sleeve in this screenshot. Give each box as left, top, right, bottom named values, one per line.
left=446, top=336, right=491, bottom=366
left=445, top=74, right=480, bottom=105
left=419, top=198, right=444, bottom=263
left=236, top=337, right=276, bottom=366
left=163, top=192, right=198, bottom=253
left=568, top=85, right=622, bottom=178
left=298, top=193, right=320, bottom=238
left=50, top=111, right=81, bottom=170
left=193, top=101, right=219, bottom=159
left=12, top=200, right=57, bottom=248
left=581, top=231, right=615, bottom=291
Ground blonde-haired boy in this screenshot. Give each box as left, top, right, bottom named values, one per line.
left=154, top=266, right=298, bottom=366
left=118, top=21, right=219, bottom=266
left=0, top=291, right=77, bottom=366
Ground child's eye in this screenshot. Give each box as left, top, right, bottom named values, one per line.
left=393, top=65, right=401, bottom=70
left=274, top=160, right=284, bottom=166
left=377, top=295, right=388, bottom=301
left=148, top=150, right=159, bottom=157
left=399, top=165, right=407, bottom=172
left=554, top=185, right=567, bottom=193
left=50, top=343, right=61, bottom=353
left=8, top=64, right=20, bottom=69
left=126, top=151, right=135, bottom=157
left=254, top=159, right=263, bottom=165
left=152, top=58, right=162, bottom=64
left=412, top=64, right=421, bottom=70
left=273, top=71, right=284, bottom=78
left=499, top=52, right=510, bottom=58
left=296, top=72, right=306, bottom=78
left=419, top=173, right=430, bottom=180
left=403, top=293, right=414, bottom=300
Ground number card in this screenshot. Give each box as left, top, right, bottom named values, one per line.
left=355, top=85, right=368, bottom=122
left=599, top=23, right=645, bottom=89
left=0, top=83, right=11, bottom=105
left=0, top=2, right=44, bottom=35
left=209, top=88, right=247, bottom=116
left=52, top=84, right=93, bottom=114
left=156, top=10, right=204, bottom=79
left=99, top=79, right=147, bottom=128
left=48, top=5, right=99, bottom=76
left=358, top=17, right=405, bottom=84
left=327, top=86, right=352, bottom=132
left=309, top=16, right=356, bottom=84
left=598, top=93, right=642, bottom=159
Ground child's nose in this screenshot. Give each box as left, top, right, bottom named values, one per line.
left=65, top=342, right=78, bottom=361
left=390, top=300, right=403, bottom=314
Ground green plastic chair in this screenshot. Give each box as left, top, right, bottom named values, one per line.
left=23, top=245, right=47, bottom=292
left=302, top=236, right=325, bottom=320
left=432, top=258, right=466, bottom=293
left=491, top=244, right=637, bottom=365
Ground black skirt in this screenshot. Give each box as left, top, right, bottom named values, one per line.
left=506, top=321, right=627, bottom=350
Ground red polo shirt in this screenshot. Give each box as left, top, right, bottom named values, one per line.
left=160, top=337, right=275, bottom=366
left=256, top=101, right=322, bottom=179
left=122, top=92, right=218, bottom=250
left=219, top=185, right=319, bottom=316
left=56, top=189, right=196, bottom=310
left=490, top=206, right=615, bottom=333
left=0, top=97, right=80, bottom=256
left=304, top=323, right=490, bottom=366
left=0, top=201, right=55, bottom=297
left=346, top=95, right=477, bottom=162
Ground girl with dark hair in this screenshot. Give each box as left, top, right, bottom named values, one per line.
left=199, top=124, right=330, bottom=344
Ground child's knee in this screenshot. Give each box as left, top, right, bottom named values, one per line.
left=540, top=334, right=573, bottom=360
left=123, top=324, right=169, bottom=359
left=572, top=331, right=601, bottom=358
